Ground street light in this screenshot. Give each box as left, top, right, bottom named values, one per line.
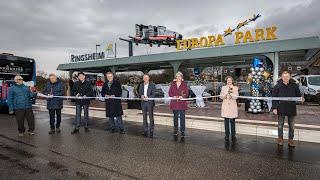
left=95, top=44, right=101, bottom=60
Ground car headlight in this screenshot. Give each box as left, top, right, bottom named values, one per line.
left=309, top=88, right=317, bottom=94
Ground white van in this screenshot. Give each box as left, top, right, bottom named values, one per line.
left=295, top=75, right=320, bottom=105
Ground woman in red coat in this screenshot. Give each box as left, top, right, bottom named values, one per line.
left=169, top=72, right=189, bottom=139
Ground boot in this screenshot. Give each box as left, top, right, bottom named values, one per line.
left=71, top=129, right=79, bottom=134
left=231, top=136, right=237, bottom=142
left=56, top=128, right=61, bottom=133
left=277, top=138, right=283, bottom=146
left=288, top=139, right=295, bottom=147
left=48, top=129, right=55, bottom=135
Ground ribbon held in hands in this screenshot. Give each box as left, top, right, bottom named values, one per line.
left=37, top=93, right=304, bottom=102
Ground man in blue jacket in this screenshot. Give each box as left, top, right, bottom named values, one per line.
left=43, top=73, right=64, bottom=134
left=7, top=75, right=37, bottom=137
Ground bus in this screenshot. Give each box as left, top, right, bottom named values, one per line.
left=0, top=53, right=36, bottom=111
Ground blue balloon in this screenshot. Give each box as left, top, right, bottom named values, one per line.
left=252, top=58, right=263, bottom=68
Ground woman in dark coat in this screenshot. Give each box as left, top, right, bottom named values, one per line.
left=101, top=72, right=125, bottom=134
left=43, top=74, right=64, bottom=134
left=169, top=72, right=189, bottom=140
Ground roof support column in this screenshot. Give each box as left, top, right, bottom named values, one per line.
left=272, top=52, right=279, bottom=85
left=170, top=61, right=183, bottom=78
left=110, top=66, right=117, bottom=74
left=68, top=70, right=74, bottom=80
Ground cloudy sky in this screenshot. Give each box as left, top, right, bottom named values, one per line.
left=1, top=0, right=319, bottom=74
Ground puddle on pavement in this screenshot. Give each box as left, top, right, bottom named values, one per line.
left=0, top=142, right=35, bottom=158
left=48, top=161, right=68, bottom=172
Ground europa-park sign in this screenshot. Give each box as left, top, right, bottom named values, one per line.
left=176, top=14, right=277, bottom=50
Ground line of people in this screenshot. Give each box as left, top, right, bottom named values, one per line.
left=7, top=70, right=303, bottom=147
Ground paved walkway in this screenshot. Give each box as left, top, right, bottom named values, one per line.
left=37, top=99, right=320, bottom=126
left=0, top=111, right=320, bottom=179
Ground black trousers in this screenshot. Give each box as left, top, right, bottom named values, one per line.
left=224, top=118, right=236, bottom=138
left=14, top=109, right=35, bottom=133
left=49, top=109, right=62, bottom=129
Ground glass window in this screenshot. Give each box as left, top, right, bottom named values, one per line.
left=308, top=76, right=320, bottom=86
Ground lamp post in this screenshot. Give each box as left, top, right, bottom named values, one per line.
left=95, top=44, right=101, bottom=60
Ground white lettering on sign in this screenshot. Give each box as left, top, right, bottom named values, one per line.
left=70, top=52, right=105, bottom=62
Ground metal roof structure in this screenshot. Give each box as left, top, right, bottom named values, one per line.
left=57, top=36, right=320, bottom=73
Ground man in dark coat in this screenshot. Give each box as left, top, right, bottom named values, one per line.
left=272, top=71, right=304, bottom=147
left=71, top=72, right=93, bottom=134
left=101, top=72, right=125, bottom=134
left=139, top=74, right=156, bottom=138
left=43, top=74, right=64, bottom=134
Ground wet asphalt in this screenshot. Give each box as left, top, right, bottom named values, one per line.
left=0, top=110, right=320, bottom=180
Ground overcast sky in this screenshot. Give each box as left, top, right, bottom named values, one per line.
left=1, top=0, right=319, bottom=75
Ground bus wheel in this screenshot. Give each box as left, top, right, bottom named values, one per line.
left=0, top=106, right=9, bottom=114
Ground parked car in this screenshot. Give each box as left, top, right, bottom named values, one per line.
left=237, top=82, right=251, bottom=103
left=294, top=75, right=320, bottom=105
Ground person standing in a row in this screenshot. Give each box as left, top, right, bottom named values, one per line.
left=102, top=72, right=125, bottom=134
left=169, top=72, right=189, bottom=140
left=7, top=75, right=37, bottom=137
left=71, top=72, right=93, bottom=134
left=43, top=73, right=64, bottom=134
left=272, top=71, right=303, bottom=147
left=139, top=74, right=156, bottom=138
left=220, top=76, right=239, bottom=142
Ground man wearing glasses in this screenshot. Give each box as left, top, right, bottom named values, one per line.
left=101, top=72, right=125, bottom=134
left=7, top=75, right=37, bottom=137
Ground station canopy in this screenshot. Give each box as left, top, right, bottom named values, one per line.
left=57, top=36, right=320, bottom=73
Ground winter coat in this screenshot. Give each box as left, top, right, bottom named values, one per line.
left=220, top=85, right=239, bottom=119
left=139, top=82, right=156, bottom=106
left=101, top=80, right=123, bottom=117
left=72, top=80, right=93, bottom=105
left=7, top=83, right=36, bottom=111
left=42, top=79, right=64, bottom=109
left=168, top=81, right=189, bottom=110
left=272, top=79, right=301, bottom=116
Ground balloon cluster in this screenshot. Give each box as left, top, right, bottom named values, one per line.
left=246, top=58, right=271, bottom=113
left=249, top=99, right=262, bottom=113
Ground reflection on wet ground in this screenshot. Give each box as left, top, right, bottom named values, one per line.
left=0, top=111, right=320, bottom=179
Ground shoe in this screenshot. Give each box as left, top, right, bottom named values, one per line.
left=173, top=132, right=178, bottom=137
left=85, top=128, right=90, bottom=132
left=181, top=136, right=185, bottom=142
left=181, top=133, right=185, bottom=139
left=277, top=138, right=284, bottom=146
left=48, top=129, right=55, bottom=135
left=56, top=128, right=61, bottom=133
left=288, top=139, right=295, bottom=147
left=28, top=131, right=35, bottom=136
left=142, top=132, right=148, bottom=137
left=18, top=133, right=24, bottom=137
left=231, top=136, right=237, bottom=142
left=119, top=130, right=126, bottom=134
left=110, top=128, right=115, bottom=133
left=225, top=136, right=229, bottom=142
left=150, top=132, right=153, bottom=138
left=71, top=129, right=79, bottom=134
